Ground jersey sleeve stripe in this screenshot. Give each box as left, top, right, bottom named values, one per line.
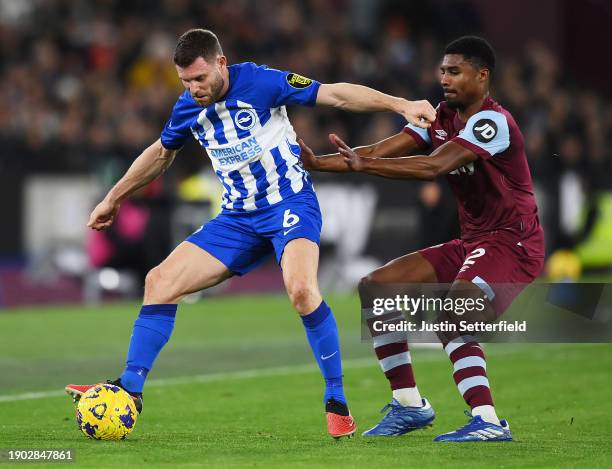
left=402, top=126, right=431, bottom=148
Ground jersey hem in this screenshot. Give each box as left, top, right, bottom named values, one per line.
left=220, top=185, right=317, bottom=214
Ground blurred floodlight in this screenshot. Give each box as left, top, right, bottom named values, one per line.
left=99, top=268, right=121, bottom=290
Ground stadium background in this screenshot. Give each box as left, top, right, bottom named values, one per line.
left=0, top=0, right=611, bottom=305
left=1, top=1, right=611, bottom=466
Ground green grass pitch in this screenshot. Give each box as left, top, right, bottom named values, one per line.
left=0, top=294, right=611, bottom=468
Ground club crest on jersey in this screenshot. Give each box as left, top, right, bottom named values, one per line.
left=286, top=73, right=313, bottom=89
left=473, top=119, right=498, bottom=143
left=234, top=109, right=257, bottom=130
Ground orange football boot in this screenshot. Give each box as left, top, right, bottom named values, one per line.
left=326, top=399, right=357, bottom=439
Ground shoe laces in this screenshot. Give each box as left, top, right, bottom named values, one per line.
left=453, top=410, right=487, bottom=433
left=379, top=400, right=403, bottom=415
left=380, top=402, right=392, bottom=413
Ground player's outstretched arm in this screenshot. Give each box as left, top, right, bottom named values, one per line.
left=87, top=139, right=179, bottom=231
left=316, top=83, right=436, bottom=129
left=333, top=136, right=477, bottom=181
left=299, top=132, right=424, bottom=172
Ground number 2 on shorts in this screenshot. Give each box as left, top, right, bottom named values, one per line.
left=459, top=247, right=486, bottom=273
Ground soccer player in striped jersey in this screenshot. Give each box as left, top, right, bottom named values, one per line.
left=299, top=36, right=545, bottom=441
left=64, top=28, right=436, bottom=439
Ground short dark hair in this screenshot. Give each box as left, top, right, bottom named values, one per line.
left=173, top=29, right=223, bottom=67
left=444, top=36, right=495, bottom=72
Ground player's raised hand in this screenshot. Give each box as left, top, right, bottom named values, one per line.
left=396, top=99, right=436, bottom=129
left=298, top=138, right=318, bottom=170
left=87, top=199, right=120, bottom=231
left=329, top=133, right=363, bottom=172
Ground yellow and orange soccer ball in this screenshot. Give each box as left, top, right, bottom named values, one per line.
left=76, top=383, right=138, bottom=440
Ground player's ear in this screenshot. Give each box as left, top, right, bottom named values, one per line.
left=217, top=55, right=227, bottom=69
left=480, top=67, right=490, bottom=83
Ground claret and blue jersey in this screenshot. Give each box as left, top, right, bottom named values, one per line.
left=160, top=62, right=320, bottom=212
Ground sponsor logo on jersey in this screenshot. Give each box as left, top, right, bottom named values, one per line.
left=234, top=109, right=257, bottom=131
left=473, top=119, right=498, bottom=143
left=449, top=162, right=475, bottom=176
left=209, top=136, right=263, bottom=166
left=286, top=73, right=313, bottom=89
left=434, top=129, right=448, bottom=140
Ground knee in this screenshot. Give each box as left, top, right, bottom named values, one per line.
left=144, top=266, right=180, bottom=304
left=358, top=273, right=380, bottom=306
left=358, top=273, right=376, bottom=294
left=435, top=310, right=459, bottom=345
left=286, top=281, right=320, bottom=314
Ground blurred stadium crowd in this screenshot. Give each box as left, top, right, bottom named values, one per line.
left=1, top=0, right=611, bottom=284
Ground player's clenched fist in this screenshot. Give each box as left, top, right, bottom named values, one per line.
left=87, top=199, right=120, bottom=230
left=396, top=99, right=436, bottom=128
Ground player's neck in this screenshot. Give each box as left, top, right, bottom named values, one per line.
left=217, top=68, right=231, bottom=102
left=457, top=94, right=489, bottom=122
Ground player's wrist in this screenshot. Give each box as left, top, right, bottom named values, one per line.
left=104, top=190, right=124, bottom=207
left=351, top=156, right=369, bottom=172
left=389, top=97, right=409, bottom=114
left=309, top=156, right=322, bottom=170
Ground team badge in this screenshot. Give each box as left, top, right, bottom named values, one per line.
left=234, top=109, right=257, bottom=131
left=286, top=73, right=313, bottom=89
left=472, top=119, right=498, bottom=143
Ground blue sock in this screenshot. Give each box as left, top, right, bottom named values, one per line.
left=119, top=304, right=177, bottom=393
left=301, top=301, right=346, bottom=405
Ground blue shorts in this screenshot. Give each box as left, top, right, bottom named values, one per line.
left=186, top=188, right=322, bottom=276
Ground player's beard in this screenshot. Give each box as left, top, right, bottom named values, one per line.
left=209, top=72, right=225, bottom=102
left=445, top=98, right=462, bottom=109
left=193, top=72, right=226, bottom=107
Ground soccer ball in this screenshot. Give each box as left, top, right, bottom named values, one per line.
left=76, top=383, right=138, bottom=440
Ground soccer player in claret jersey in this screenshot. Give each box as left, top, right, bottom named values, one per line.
left=64, top=29, right=436, bottom=439
left=300, top=36, right=545, bottom=441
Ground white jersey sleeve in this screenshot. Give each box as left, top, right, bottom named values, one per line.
left=403, top=123, right=432, bottom=147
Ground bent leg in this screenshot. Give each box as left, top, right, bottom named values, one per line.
left=359, top=252, right=439, bottom=407
left=436, top=234, right=541, bottom=427
left=362, top=251, right=438, bottom=285
left=281, top=238, right=322, bottom=315
left=144, top=241, right=232, bottom=304
left=437, top=279, right=499, bottom=425
left=121, top=242, right=232, bottom=393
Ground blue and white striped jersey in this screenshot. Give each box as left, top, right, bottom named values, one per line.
left=160, top=62, right=320, bottom=211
